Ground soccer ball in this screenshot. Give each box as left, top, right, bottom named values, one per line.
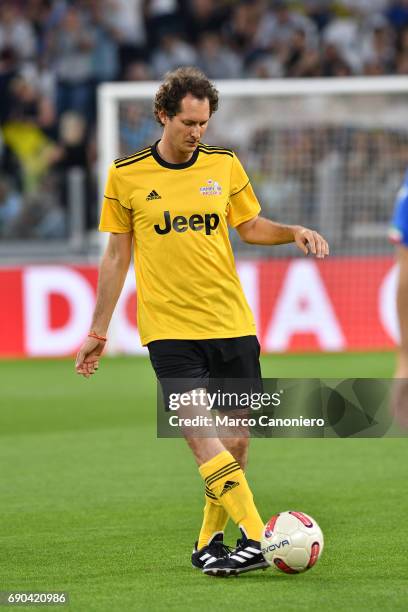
left=261, top=511, right=324, bottom=574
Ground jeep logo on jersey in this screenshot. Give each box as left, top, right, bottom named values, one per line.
left=154, top=210, right=220, bottom=235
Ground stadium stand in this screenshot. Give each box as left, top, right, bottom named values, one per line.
left=1, top=0, right=408, bottom=247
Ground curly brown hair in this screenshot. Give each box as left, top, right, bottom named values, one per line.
left=153, top=66, right=219, bottom=125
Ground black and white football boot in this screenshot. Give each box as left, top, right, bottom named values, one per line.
left=191, top=533, right=232, bottom=569
left=202, top=530, right=269, bottom=576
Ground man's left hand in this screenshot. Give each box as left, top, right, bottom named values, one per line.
left=293, top=226, right=329, bottom=259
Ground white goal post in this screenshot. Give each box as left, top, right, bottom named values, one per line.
left=98, top=75, right=408, bottom=196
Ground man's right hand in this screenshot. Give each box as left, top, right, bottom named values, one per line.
left=74, top=233, right=132, bottom=379
left=75, top=337, right=106, bottom=379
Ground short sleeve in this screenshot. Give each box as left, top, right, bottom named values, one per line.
left=227, top=154, right=261, bottom=228
left=99, top=163, right=132, bottom=233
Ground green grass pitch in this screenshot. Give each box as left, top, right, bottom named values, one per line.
left=0, top=352, right=406, bottom=611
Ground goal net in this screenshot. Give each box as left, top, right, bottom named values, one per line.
left=98, top=77, right=408, bottom=353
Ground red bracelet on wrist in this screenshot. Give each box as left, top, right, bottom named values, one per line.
left=88, top=331, right=107, bottom=342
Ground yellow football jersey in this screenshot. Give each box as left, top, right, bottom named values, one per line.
left=99, top=142, right=261, bottom=345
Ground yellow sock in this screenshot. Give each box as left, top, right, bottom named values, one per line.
left=197, top=489, right=229, bottom=550
left=199, top=450, right=264, bottom=542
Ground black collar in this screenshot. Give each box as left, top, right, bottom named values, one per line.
left=151, top=140, right=199, bottom=170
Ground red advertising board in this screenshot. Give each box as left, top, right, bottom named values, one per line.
left=0, top=258, right=399, bottom=357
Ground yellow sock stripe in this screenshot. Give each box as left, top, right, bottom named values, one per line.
left=205, top=486, right=217, bottom=500
left=205, top=462, right=240, bottom=485
left=205, top=464, right=241, bottom=488
left=204, top=461, right=239, bottom=485
left=206, top=465, right=241, bottom=488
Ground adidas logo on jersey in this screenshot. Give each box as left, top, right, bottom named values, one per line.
left=146, top=190, right=162, bottom=201
left=220, top=480, right=239, bottom=496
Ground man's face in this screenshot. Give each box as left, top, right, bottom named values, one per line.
left=160, top=93, right=210, bottom=153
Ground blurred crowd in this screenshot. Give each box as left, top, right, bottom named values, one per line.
left=241, top=126, right=408, bottom=252
left=2, top=0, right=408, bottom=241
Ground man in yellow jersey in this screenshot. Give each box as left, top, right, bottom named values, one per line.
left=75, top=67, right=329, bottom=576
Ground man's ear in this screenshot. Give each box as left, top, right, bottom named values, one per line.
left=158, top=110, right=167, bottom=126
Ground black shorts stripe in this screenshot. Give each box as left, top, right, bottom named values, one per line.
left=205, top=462, right=241, bottom=487
left=115, top=152, right=152, bottom=168
left=114, top=146, right=151, bottom=164
left=198, top=148, right=233, bottom=158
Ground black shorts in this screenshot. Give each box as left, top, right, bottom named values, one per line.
left=148, top=335, right=262, bottom=411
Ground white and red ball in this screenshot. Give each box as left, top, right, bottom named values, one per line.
left=261, top=511, right=324, bottom=573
